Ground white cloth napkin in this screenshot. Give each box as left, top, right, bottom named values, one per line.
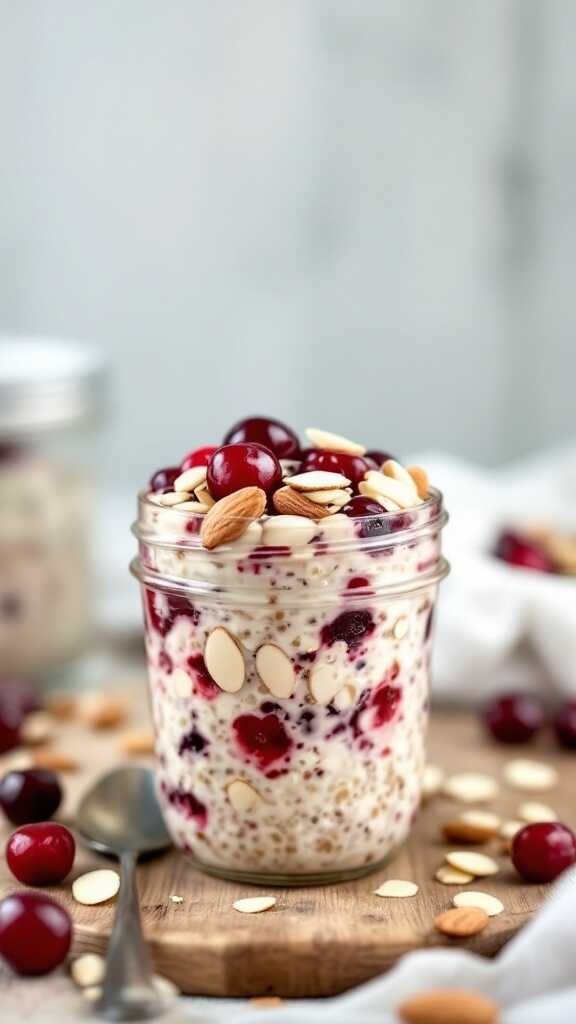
left=179, top=867, right=576, bottom=1022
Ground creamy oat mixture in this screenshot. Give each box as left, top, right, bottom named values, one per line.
left=134, top=422, right=447, bottom=880
left=0, top=450, right=91, bottom=678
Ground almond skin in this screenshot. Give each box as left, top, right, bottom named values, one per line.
left=434, top=906, right=489, bottom=937
left=407, top=465, right=429, bottom=499
left=398, top=988, right=498, bottom=1024
left=200, top=487, right=267, bottom=549
left=441, top=820, right=497, bottom=844
left=272, top=486, right=331, bottom=519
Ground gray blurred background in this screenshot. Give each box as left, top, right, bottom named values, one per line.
left=1, top=0, right=575, bottom=488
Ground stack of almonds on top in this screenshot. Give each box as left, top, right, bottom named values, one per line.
left=145, top=416, right=431, bottom=550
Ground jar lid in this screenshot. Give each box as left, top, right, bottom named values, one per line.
left=0, top=337, right=108, bottom=436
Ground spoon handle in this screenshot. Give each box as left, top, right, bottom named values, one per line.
left=96, top=851, right=166, bottom=1021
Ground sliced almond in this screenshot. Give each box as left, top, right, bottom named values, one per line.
left=193, top=482, right=215, bottom=508
left=120, top=730, right=155, bottom=755
left=382, top=459, right=419, bottom=494
left=174, top=500, right=211, bottom=514
left=434, top=905, right=489, bottom=938
left=442, top=772, right=498, bottom=804
left=32, top=749, right=78, bottom=772
left=398, top=988, right=498, bottom=1024
left=83, top=986, right=103, bottom=1003
left=422, top=764, right=444, bottom=800
left=227, top=779, right=262, bottom=813
left=442, top=815, right=498, bottom=845
left=374, top=879, right=418, bottom=898
left=249, top=996, right=284, bottom=1008
left=445, top=851, right=499, bottom=877
left=20, top=711, right=55, bottom=746
left=201, top=487, right=266, bottom=550
left=284, top=470, right=351, bottom=492
left=171, top=668, right=192, bottom=698
left=305, top=428, right=365, bottom=456
left=453, top=892, right=504, bottom=917
left=319, top=513, right=354, bottom=541
left=309, top=663, right=341, bottom=706
left=303, top=488, right=351, bottom=507
left=72, top=869, right=120, bottom=906
left=407, top=465, right=430, bottom=499
left=358, top=481, right=402, bottom=511
left=435, top=865, right=474, bottom=886
left=255, top=644, right=296, bottom=699
left=393, top=616, right=409, bottom=640
left=262, top=514, right=316, bottom=547
left=173, top=466, right=207, bottom=493
left=205, top=627, right=245, bottom=693
left=155, top=491, right=191, bottom=506
left=272, top=486, right=332, bottom=519
left=503, top=758, right=558, bottom=791
left=363, top=470, right=422, bottom=508
left=499, top=819, right=524, bottom=840
left=71, top=953, right=106, bottom=988
left=460, top=810, right=501, bottom=830
left=82, top=695, right=127, bottom=730
left=518, top=801, right=557, bottom=823
left=233, top=896, right=276, bottom=914
left=169, top=894, right=184, bottom=904
left=45, top=693, right=77, bottom=720
left=333, top=683, right=356, bottom=710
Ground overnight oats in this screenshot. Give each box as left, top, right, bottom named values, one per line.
left=132, top=418, right=448, bottom=884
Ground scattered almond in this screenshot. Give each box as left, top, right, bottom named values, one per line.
left=309, top=663, right=341, bottom=706
left=435, top=865, right=474, bottom=886
left=204, top=627, right=245, bottom=693
left=518, top=801, right=557, bottom=823
left=83, top=986, right=102, bottom=1003
left=255, top=644, right=296, bottom=699
left=407, top=465, right=430, bottom=499
left=32, top=749, right=78, bottom=772
left=398, top=988, right=498, bottom=1024
left=272, top=486, right=332, bottom=519
left=71, top=953, right=106, bottom=988
left=434, top=905, right=489, bottom=937
left=373, top=879, right=418, bottom=898
left=362, top=470, right=422, bottom=508
left=393, top=616, right=409, bottom=640
left=442, top=772, right=499, bottom=804
left=453, top=892, right=504, bottom=917
left=154, top=975, right=180, bottom=999
left=503, top=758, right=558, bottom=792
left=20, top=711, right=55, bottom=746
left=82, top=696, right=127, bottom=730
left=249, top=996, right=284, bottom=1009
left=169, top=895, right=184, bottom=904
left=305, top=427, right=365, bottom=456
left=499, top=820, right=524, bottom=841
left=72, top=869, right=120, bottom=906
left=233, top=896, right=276, bottom=914
left=442, top=817, right=498, bottom=845
left=46, top=693, right=77, bottom=720
left=120, top=730, right=155, bottom=756
left=422, top=764, right=444, bottom=800
left=227, top=779, right=262, bottom=813
left=201, top=487, right=267, bottom=550
left=445, top=852, right=499, bottom=877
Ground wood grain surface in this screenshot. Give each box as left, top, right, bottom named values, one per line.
left=0, top=683, right=574, bottom=998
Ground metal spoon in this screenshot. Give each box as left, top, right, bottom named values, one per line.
left=76, top=766, right=172, bottom=1021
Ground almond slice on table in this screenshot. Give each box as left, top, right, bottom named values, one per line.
left=233, top=896, right=276, bottom=914
left=272, top=487, right=332, bottom=519
left=442, top=772, right=499, bottom=803
left=362, top=470, right=422, bottom=508
left=442, top=812, right=499, bottom=845
left=71, top=953, right=106, bottom=988
left=72, top=869, right=120, bottom=906
left=518, top=801, right=557, bottom=823
left=435, top=865, right=474, bottom=885
left=434, top=905, right=490, bottom=937
left=32, top=749, right=78, bottom=772
left=227, top=779, right=262, bottom=813
left=20, top=711, right=55, bottom=746
left=503, top=758, right=558, bottom=791
left=374, top=879, right=419, bottom=898
left=445, top=851, right=499, bottom=877
left=201, top=487, right=267, bottom=550
left=305, top=428, right=366, bottom=456
left=45, top=692, right=77, bottom=720
left=262, top=514, right=316, bottom=547
left=407, top=465, right=430, bottom=499
left=398, top=988, right=498, bottom=1024
left=453, top=891, right=504, bottom=917
left=120, top=730, right=155, bottom=755
left=173, top=466, right=207, bottom=493
left=309, top=663, right=342, bottom=706
left=499, top=819, right=524, bottom=841
left=283, top=470, right=351, bottom=492
left=204, top=627, right=245, bottom=693
left=255, top=644, right=296, bottom=699
left=304, top=488, right=351, bottom=506
left=82, top=695, right=127, bottom=730
left=333, top=683, right=356, bottom=710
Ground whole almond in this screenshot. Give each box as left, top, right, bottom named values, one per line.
left=272, top=486, right=331, bottom=519
left=398, top=988, right=498, bottom=1024
left=32, top=750, right=78, bottom=772
left=442, top=820, right=497, bottom=844
left=83, top=696, right=127, bottom=730
left=201, top=487, right=267, bottom=549
left=434, top=906, right=489, bottom=937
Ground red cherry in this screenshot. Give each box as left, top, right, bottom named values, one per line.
left=223, top=416, right=300, bottom=459
left=494, top=530, right=554, bottom=572
left=0, top=769, right=62, bottom=826
left=233, top=713, right=293, bottom=774
left=322, top=609, right=374, bottom=650
left=370, top=682, right=402, bottom=727
left=484, top=692, right=545, bottom=744
left=302, top=449, right=368, bottom=486
left=180, top=445, right=218, bottom=471
left=365, top=450, right=395, bottom=470
left=512, top=822, right=576, bottom=882
left=342, top=495, right=409, bottom=538
left=0, top=891, right=72, bottom=975
left=207, top=443, right=282, bottom=500
left=149, top=466, right=180, bottom=492
left=161, top=784, right=207, bottom=828
left=6, top=823, right=75, bottom=885
left=0, top=707, right=20, bottom=756
left=553, top=700, right=576, bottom=749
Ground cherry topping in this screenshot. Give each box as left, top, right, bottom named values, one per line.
left=180, top=445, right=218, bottom=471
left=149, top=466, right=180, bottom=492
left=512, top=822, right=576, bottom=882
left=322, top=609, right=374, bottom=650
left=0, top=891, right=72, bottom=975
left=342, top=495, right=408, bottom=537
left=207, top=443, right=282, bottom=500
left=223, top=416, right=300, bottom=459
left=302, top=449, right=368, bottom=486
left=6, top=823, right=75, bottom=886
left=365, top=450, right=395, bottom=470
left=0, top=769, right=62, bottom=826
left=233, top=713, right=292, bottom=773
left=483, top=692, right=545, bottom=744
left=553, top=700, right=576, bottom=750
left=494, top=530, right=554, bottom=572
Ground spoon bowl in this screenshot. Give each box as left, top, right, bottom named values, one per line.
left=77, top=765, right=170, bottom=856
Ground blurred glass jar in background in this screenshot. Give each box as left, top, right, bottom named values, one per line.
left=0, top=338, right=108, bottom=683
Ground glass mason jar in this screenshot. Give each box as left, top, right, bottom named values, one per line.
left=132, top=492, right=448, bottom=885
left=0, top=337, right=107, bottom=682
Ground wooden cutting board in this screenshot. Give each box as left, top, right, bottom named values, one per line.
left=0, top=682, right=573, bottom=998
